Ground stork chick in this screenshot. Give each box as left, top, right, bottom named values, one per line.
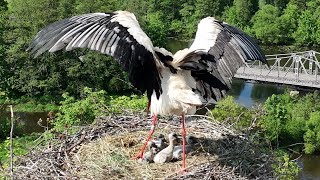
left=151, top=133, right=168, bottom=151
left=153, top=133, right=179, bottom=163
left=143, top=141, right=158, bottom=163
left=173, top=135, right=198, bottom=160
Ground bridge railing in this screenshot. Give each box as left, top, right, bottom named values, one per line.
left=246, top=50, right=320, bottom=75
left=237, top=50, right=320, bottom=87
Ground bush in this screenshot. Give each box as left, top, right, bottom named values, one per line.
left=108, top=94, right=147, bottom=113
left=261, top=94, right=290, bottom=144
left=304, top=111, right=320, bottom=154
left=261, top=91, right=320, bottom=153
left=0, top=134, right=38, bottom=169
left=0, top=91, right=9, bottom=140
left=272, top=150, right=300, bottom=179
left=209, top=96, right=254, bottom=129
left=54, top=87, right=107, bottom=132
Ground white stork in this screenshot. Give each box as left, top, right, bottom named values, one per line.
left=28, top=11, right=267, bottom=170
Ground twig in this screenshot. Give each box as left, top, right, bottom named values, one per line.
left=279, top=142, right=305, bottom=148
left=227, top=112, right=244, bottom=128
left=9, top=105, right=14, bottom=180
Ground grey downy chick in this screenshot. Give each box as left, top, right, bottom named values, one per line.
left=153, top=133, right=178, bottom=163
left=152, top=133, right=168, bottom=151
left=172, top=135, right=198, bottom=160
left=143, top=141, right=158, bottom=163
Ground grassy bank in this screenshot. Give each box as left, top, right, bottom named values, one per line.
left=0, top=95, right=59, bottom=112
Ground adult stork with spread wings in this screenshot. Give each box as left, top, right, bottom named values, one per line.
left=28, top=11, right=266, bottom=170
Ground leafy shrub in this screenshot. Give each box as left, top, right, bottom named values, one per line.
left=0, top=91, right=9, bottom=140
left=53, top=87, right=148, bottom=132
left=261, top=94, right=289, bottom=144
left=261, top=91, right=320, bottom=153
left=210, top=96, right=254, bottom=129
left=108, top=94, right=147, bottom=113
left=304, top=111, right=320, bottom=154
left=0, top=134, right=38, bottom=169
left=272, top=150, right=300, bottom=179
left=54, top=87, right=107, bottom=132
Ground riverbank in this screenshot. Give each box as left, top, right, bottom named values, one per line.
left=0, top=95, right=59, bottom=112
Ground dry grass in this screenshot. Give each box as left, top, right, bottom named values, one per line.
left=10, top=113, right=275, bottom=179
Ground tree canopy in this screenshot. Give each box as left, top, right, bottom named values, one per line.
left=1, top=0, right=320, bottom=98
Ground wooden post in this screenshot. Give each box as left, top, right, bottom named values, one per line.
left=9, top=105, right=14, bottom=179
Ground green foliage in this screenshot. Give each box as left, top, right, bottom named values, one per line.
left=2, top=0, right=320, bottom=99
left=304, top=111, right=320, bottom=154
left=0, top=91, right=9, bottom=140
left=224, top=0, right=257, bottom=29
left=272, top=150, right=300, bottom=179
left=250, top=5, right=281, bottom=44
left=0, top=134, right=38, bottom=168
left=144, top=11, right=169, bottom=47
left=293, top=10, right=318, bottom=46
left=54, top=87, right=107, bottom=132
left=276, top=3, right=300, bottom=43
left=0, top=94, right=59, bottom=112
left=108, top=94, right=147, bottom=113
left=210, top=96, right=254, bottom=129
left=262, top=94, right=289, bottom=143
left=261, top=91, right=320, bottom=153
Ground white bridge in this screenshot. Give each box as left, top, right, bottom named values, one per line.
left=235, top=50, right=320, bottom=88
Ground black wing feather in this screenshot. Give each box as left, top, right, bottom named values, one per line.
left=28, top=12, right=162, bottom=99
left=182, top=18, right=266, bottom=103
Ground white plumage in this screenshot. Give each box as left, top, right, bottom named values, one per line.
left=28, top=10, right=267, bottom=170
left=150, top=68, right=203, bottom=116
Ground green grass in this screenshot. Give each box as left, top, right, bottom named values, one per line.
left=12, top=102, right=58, bottom=112
left=0, top=133, right=40, bottom=169
left=1, top=94, right=60, bottom=112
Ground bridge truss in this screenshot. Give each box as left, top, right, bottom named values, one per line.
left=235, top=50, right=320, bottom=88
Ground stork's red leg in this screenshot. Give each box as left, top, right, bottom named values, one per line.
left=181, top=112, right=187, bottom=171
left=146, top=99, right=151, bottom=115
left=132, top=114, right=157, bottom=160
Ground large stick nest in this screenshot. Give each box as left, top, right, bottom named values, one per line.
left=6, top=112, right=275, bottom=179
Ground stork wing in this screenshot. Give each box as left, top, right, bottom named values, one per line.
left=179, top=17, right=267, bottom=103
left=28, top=11, right=164, bottom=99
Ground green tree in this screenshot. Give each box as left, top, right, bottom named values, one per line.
left=277, top=3, right=300, bottom=43
left=224, top=0, right=257, bottom=29
left=289, top=0, right=307, bottom=10
left=194, top=0, right=231, bottom=18
left=2, top=0, right=133, bottom=98
left=250, top=5, right=281, bottom=44
left=293, top=10, right=318, bottom=46
left=0, top=0, right=8, bottom=93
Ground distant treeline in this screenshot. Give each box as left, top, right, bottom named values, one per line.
left=0, top=0, right=320, bottom=98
